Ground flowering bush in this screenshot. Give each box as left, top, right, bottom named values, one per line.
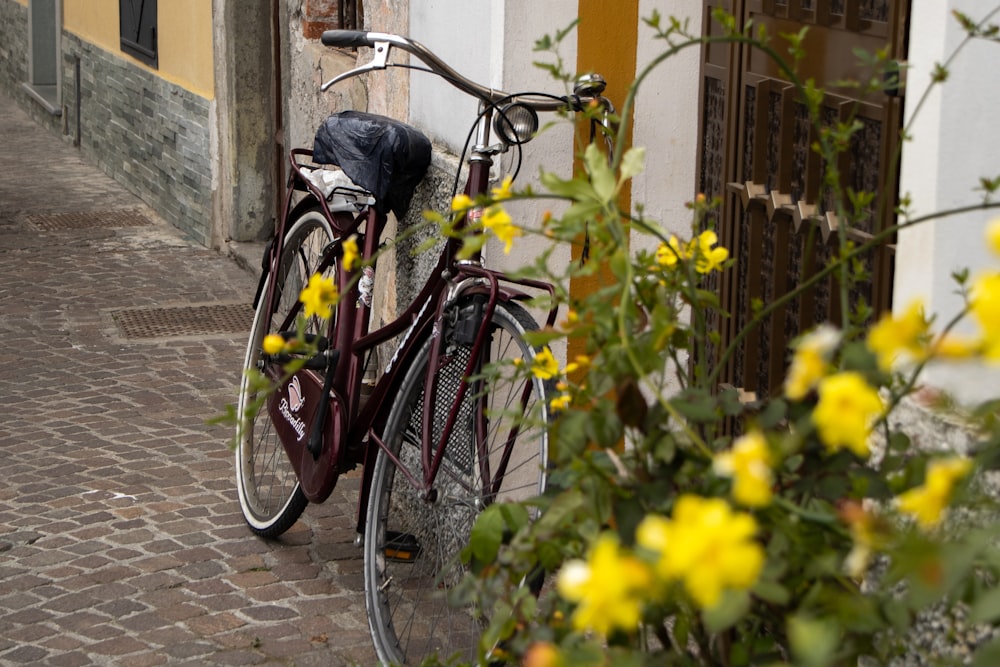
left=443, top=9, right=1000, bottom=667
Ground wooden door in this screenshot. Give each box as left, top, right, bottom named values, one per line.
left=697, top=0, right=909, bottom=399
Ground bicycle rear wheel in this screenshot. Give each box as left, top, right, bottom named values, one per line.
left=235, top=204, right=335, bottom=538
left=364, top=299, right=550, bottom=665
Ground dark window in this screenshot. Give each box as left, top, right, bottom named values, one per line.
left=120, top=0, right=158, bottom=68
left=302, top=0, right=364, bottom=40
left=339, top=0, right=362, bottom=30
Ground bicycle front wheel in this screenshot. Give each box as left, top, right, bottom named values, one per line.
left=235, top=205, right=335, bottom=538
left=364, top=299, right=550, bottom=665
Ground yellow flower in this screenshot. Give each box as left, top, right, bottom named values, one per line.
left=482, top=205, right=522, bottom=254
left=560, top=309, right=580, bottom=331
left=491, top=175, right=514, bottom=201
left=655, top=236, right=690, bottom=269
left=530, top=347, right=559, bottom=380
left=342, top=234, right=359, bottom=271
left=450, top=193, right=473, bottom=212
left=987, top=218, right=1000, bottom=257
left=549, top=393, right=571, bottom=412
left=262, top=334, right=286, bottom=356
left=932, top=333, right=978, bottom=360
left=784, top=325, right=840, bottom=400
left=713, top=430, right=774, bottom=507
left=636, top=496, right=764, bottom=610
left=693, top=230, right=729, bottom=274
left=970, top=272, right=1000, bottom=359
left=812, top=372, right=883, bottom=458
left=563, top=354, right=591, bottom=376
left=866, top=300, right=929, bottom=370
left=556, top=533, right=653, bottom=637
left=299, top=272, right=339, bottom=320
left=896, top=456, right=973, bottom=529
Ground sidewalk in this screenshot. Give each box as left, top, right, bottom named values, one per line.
left=0, top=92, right=375, bottom=665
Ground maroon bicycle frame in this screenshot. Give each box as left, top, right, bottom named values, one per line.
left=261, top=144, right=556, bottom=536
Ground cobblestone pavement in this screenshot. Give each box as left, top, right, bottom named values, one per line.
left=0, top=93, right=376, bottom=665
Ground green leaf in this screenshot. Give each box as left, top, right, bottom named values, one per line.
left=457, top=233, right=486, bottom=260
left=540, top=170, right=596, bottom=201
left=619, top=146, right=646, bottom=181
left=671, top=389, right=720, bottom=423
left=535, top=488, right=586, bottom=535
left=693, top=288, right=721, bottom=309
left=752, top=579, right=790, bottom=605
left=974, top=637, right=1000, bottom=667
left=703, top=589, right=750, bottom=632
left=552, top=409, right=590, bottom=458
left=586, top=404, right=624, bottom=448
left=970, top=587, right=1000, bottom=624
left=468, top=504, right=506, bottom=563
left=499, top=503, right=530, bottom=536
left=788, top=615, right=839, bottom=667
left=521, top=328, right=564, bottom=347
left=584, top=143, right=615, bottom=203
left=561, top=201, right=603, bottom=225
left=719, top=387, right=745, bottom=417
left=757, top=398, right=787, bottom=429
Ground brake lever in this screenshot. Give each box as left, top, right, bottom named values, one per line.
left=321, top=40, right=391, bottom=91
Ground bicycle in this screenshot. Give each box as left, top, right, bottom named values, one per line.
left=234, top=29, right=611, bottom=665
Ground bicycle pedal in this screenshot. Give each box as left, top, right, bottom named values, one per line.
left=384, top=530, right=421, bottom=562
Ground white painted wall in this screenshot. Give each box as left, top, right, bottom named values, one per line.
left=408, top=0, right=500, bottom=150
left=896, top=1, right=1000, bottom=403
left=488, top=0, right=578, bottom=277
left=407, top=0, right=579, bottom=328
left=631, top=0, right=703, bottom=254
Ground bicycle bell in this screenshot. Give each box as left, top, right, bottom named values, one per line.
left=493, top=102, right=539, bottom=145
left=574, top=72, right=607, bottom=98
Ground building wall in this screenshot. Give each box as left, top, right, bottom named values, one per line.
left=0, top=0, right=216, bottom=245
left=63, top=0, right=214, bottom=98
left=895, top=0, right=1000, bottom=403
left=0, top=2, right=29, bottom=100
left=61, top=31, right=213, bottom=244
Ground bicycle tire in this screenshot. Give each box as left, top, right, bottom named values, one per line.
left=235, top=204, right=335, bottom=538
left=364, top=299, right=550, bottom=665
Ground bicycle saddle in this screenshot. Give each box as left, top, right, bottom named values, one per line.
left=313, top=111, right=432, bottom=220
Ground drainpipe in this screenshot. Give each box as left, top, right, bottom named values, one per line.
left=73, top=54, right=80, bottom=147
left=271, top=0, right=285, bottom=231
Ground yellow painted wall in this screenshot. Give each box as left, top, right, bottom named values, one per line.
left=567, top=0, right=639, bottom=364
left=63, top=0, right=214, bottom=99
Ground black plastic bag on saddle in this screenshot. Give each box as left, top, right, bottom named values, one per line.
left=313, top=110, right=432, bottom=220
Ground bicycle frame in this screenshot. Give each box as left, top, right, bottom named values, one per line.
left=261, top=131, right=557, bottom=537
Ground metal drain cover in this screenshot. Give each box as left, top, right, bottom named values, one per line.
left=26, top=208, right=153, bottom=231
left=110, top=303, right=252, bottom=339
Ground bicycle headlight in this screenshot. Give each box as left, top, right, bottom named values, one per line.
left=493, top=103, right=538, bottom=145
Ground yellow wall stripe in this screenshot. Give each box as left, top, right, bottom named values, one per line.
left=570, top=0, right=639, bottom=362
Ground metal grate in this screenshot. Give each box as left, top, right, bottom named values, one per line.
left=405, top=345, right=476, bottom=476
left=110, top=303, right=252, bottom=339
left=25, top=208, right=153, bottom=231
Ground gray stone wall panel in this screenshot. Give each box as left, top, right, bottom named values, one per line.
left=0, top=5, right=212, bottom=245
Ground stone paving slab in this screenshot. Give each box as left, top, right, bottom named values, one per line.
left=0, top=93, right=376, bottom=665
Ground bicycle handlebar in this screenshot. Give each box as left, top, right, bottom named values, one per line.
left=320, top=30, right=603, bottom=114
left=321, top=29, right=375, bottom=49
